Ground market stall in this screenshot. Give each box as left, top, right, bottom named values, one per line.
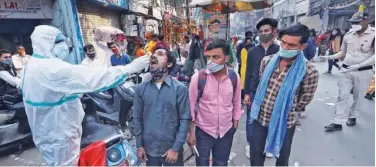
left=163, top=13, right=188, bottom=44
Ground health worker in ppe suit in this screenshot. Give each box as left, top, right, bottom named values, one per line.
left=22, top=25, right=150, bottom=166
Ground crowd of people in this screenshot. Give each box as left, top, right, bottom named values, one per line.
left=0, top=10, right=374, bottom=166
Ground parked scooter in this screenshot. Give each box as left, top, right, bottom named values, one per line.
left=0, top=95, right=32, bottom=154
left=0, top=94, right=140, bottom=166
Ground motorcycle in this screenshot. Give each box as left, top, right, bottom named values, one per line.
left=0, top=95, right=32, bottom=155
left=89, top=72, right=145, bottom=136
left=0, top=94, right=140, bottom=166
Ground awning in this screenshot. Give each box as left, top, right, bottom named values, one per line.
left=128, top=0, right=149, bottom=15
left=90, top=0, right=128, bottom=10
left=299, top=14, right=323, bottom=31
left=189, top=0, right=271, bottom=13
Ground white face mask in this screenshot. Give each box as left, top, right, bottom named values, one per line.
left=53, top=42, right=70, bottom=60
left=351, top=24, right=362, bottom=32
left=206, top=60, right=225, bottom=74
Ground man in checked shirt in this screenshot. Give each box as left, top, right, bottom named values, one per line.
left=250, top=25, right=319, bottom=166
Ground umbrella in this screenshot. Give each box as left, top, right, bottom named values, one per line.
left=189, top=0, right=271, bottom=13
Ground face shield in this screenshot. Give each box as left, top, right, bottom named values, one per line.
left=52, top=33, right=73, bottom=61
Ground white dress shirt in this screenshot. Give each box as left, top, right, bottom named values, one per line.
left=0, top=71, right=21, bottom=88
left=12, top=53, right=31, bottom=75
left=81, top=57, right=108, bottom=67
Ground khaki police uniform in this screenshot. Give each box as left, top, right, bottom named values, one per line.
left=332, top=26, right=375, bottom=124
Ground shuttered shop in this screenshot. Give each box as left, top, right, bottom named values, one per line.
left=77, top=1, right=121, bottom=44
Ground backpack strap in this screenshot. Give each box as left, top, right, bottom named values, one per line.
left=228, top=69, right=238, bottom=96
left=197, top=69, right=207, bottom=99
left=195, top=68, right=238, bottom=115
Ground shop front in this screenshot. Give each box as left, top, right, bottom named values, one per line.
left=0, top=0, right=53, bottom=54
left=163, top=13, right=187, bottom=44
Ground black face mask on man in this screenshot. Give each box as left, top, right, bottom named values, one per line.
left=87, top=53, right=95, bottom=59
left=260, top=33, right=274, bottom=43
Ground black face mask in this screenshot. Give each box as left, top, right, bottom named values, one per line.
left=150, top=67, right=168, bottom=81
left=87, top=53, right=95, bottom=59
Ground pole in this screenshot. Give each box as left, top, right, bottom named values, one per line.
left=185, top=0, right=191, bottom=34
left=225, top=1, right=230, bottom=40
left=293, top=0, right=297, bottom=24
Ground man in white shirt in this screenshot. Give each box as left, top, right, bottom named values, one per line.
left=323, top=12, right=375, bottom=131
left=0, top=49, right=21, bottom=105
left=12, top=45, right=31, bottom=75
left=81, top=44, right=108, bottom=67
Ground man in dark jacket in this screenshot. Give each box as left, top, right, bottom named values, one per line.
left=243, top=18, right=279, bottom=156
left=0, top=49, right=21, bottom=108
left=237, top=31, right=254, bottom=72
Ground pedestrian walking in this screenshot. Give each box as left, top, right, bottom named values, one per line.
left=303, top=29, right=317, bottom=61
left=323, top=12, right=375, bottom=131
left=249, top=24, right=319, bottom=166
left=325, top=28, right=342, bottom=74
left=187, top=39, right=243, bottom=166
left=133, top=46, right=191, bottom=166
left=243, top=18, right=279, bottom=158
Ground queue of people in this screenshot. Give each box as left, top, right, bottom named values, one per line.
left=0, top=10, right=373, bottom=167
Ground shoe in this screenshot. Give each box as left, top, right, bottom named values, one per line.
left=324, top=71, right=332, bottom=74
left=296, top=119, right=301, bottom=126
left=265, top=153, right=273, bottom=158
left=346, top=118, right=356, bottom=127
left=299, top=112, right=307, bottom=119
left=365, top=94, right=374, bottom=100
left=245, top=144, right=250, bottom=159
left=325, top=123, right=342, bottom=132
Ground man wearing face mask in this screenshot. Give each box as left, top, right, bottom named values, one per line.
left=250, top=24, right=319, bottom=166
left=243, top=18, right=279, bottom=157
left=133, top=46, right=191, bottom=166
left=187, top=39, right=242, bottom=166
left=22, top=25, right=150, bottom=165
left=322, top=12, right=375, bottom=132
left=12, top=45, right=31, bottom=75
left=81, top=44, right=108, bottom=67
left=0, top=49, right=21, bottom=107
left=108, top=42, right=131, bottom=66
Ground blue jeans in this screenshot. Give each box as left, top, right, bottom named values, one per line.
left=246, top=94, right=254, bottom=143
left=195, top=127, right=236, bottom=166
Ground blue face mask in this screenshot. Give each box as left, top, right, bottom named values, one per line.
left=279, top=48, right=300, bottom=58
left=53, top=42, right=70, bottom=60
left=1, top=58, right=12, bottom=66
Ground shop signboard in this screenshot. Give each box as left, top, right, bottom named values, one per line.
left=204, top=12, right=227, bottom=40
left=0, top=0, right=53, bottom=19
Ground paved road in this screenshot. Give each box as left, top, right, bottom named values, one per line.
left=0, top=61, right=374, bottom=166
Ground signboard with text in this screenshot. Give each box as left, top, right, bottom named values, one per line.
left=204, top=12, right=227, bottom=40
left=0, top=0, right=53, bottom=19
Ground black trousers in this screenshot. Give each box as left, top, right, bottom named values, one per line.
left=250, top=121, right=296, bottom=166
left=146, top=148, right=184, bottom=166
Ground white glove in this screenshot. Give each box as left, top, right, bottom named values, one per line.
left=123, top=56, right=150, bottom=75
left=320, top=56, right=330, bottom=60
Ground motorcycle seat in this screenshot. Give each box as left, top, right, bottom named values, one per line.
left=11, top=102, right=24, bottom=110
left=81, top=115, right=119, bottom=148
left=91, top=96, right=116, bottom=114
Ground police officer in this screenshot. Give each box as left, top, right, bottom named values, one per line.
left=323, top=12, right=375, bottom=132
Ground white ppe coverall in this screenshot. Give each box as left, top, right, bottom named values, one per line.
left=22, top=25, right=149, bottom=165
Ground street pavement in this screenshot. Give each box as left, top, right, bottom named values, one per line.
left=0, top=61, right=374, bottom=166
